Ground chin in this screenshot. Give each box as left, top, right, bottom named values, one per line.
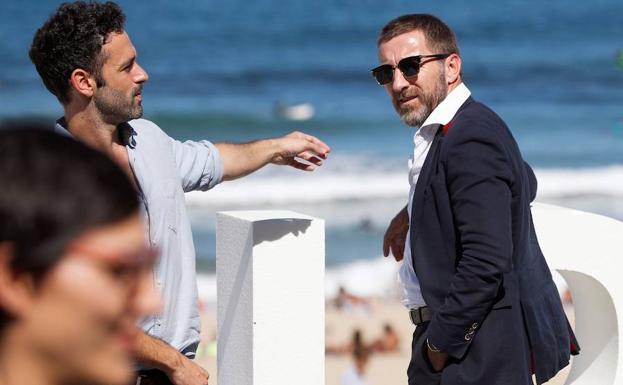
left=77, top=346, right=134, bottom=385
left=92, top=357, right=134, bottom=385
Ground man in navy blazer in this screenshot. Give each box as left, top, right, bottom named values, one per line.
left=375, top=14, right=579, bottom=385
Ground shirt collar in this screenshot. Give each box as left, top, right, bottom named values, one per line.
left=54, top=117, right=137, bottom=148
left=419, top=82, right=471, bottom=128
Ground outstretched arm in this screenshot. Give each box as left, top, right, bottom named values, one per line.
left=215, top=131, right=331, bottom=181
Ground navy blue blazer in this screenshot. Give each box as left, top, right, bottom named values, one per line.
left=410, top=97, right=579, bottom=384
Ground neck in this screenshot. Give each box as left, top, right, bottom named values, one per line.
left=0, top=327, right=64, bottom=385
left=63, top=100, right=123, bottom=157
left=446, top=78, right=462, bottom=95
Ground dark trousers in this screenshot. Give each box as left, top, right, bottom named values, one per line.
left=136, top=369, right=173, bottom=385
left=407, top=322, right=442, bottom=385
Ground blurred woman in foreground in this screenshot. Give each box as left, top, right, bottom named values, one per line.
left=0, top=128, right=159, bottom=385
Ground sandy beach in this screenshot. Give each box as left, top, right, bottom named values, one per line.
left=194, top=298, right=573, bottom=385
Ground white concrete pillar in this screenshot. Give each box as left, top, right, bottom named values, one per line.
left=216, top=210, right=325, bottom=385
left=532, top=203, right=623, bottom=385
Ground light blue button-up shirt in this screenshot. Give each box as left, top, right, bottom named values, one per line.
left=55, top=118, right=223, bottom=355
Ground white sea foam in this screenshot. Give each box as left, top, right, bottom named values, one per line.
left=185, top=164, right=623, bottom=207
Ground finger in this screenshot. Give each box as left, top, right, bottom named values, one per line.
left=299, top=150, right=327, bottom=161
left=306, top=135, right=331, bottom=153
left=288, top=158, right=316, bottom=171
left=390, top=242, right=399, bottom=261
left=293, top=132, right=331, bottom=154
left=297, top=151, right=324, bottom=165
left=391, top=240, right=405, bottom=262
left=395, top=244, right=404, bottom=262
left=383, top=234, right=390, bottom=257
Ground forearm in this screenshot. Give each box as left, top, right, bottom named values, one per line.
left=134, top=331, right=182, bottom=373
left=215, top=140, right=278, bottom=181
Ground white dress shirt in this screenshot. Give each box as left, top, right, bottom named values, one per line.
left=399, top=83, right=471, bottom=309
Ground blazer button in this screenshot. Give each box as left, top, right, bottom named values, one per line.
left=471, top=322, right=479, bottom=329
left=464, top=334, right=472, bottom=341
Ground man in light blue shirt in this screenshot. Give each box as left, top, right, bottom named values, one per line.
left=30, top=2, right=330, bottom=384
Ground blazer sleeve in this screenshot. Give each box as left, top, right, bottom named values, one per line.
left=426, top=122, right=515, bottom=360
left=524, top=161, right=537, bottom=202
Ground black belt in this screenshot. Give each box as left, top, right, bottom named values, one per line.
left=409, top=306, right=431, bottom=326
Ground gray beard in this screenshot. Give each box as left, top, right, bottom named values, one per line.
left=399, top=71, right=448, bottom=128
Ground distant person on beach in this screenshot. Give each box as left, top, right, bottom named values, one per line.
left=340, top=345, right=371, bottom=385
left=375, top=14, right=579, bottom=385
left=335, top=286, right=370, bottom=312
left=29, top=2, right=330, bottom=385
left=371, top=323, right=400, bottom=353
left=0, top=128, right=159, bottom=385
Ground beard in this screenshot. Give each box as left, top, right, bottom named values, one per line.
left=93, top=85, right=143, bottom=125
left=395, top=69, right=448, bottom=128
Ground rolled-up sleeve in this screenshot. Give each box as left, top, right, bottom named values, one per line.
left=169, top=138, right=224, bottom=192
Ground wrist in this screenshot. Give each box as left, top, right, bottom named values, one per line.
left=158, top=346, right=184, bottom=374
left=266, top=138, right=282, bottom=162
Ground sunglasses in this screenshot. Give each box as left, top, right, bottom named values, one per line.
left=371, top=53, right=451, bottom=85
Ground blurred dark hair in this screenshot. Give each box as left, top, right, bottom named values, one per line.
left=378, top=14, right=460, bottom=56
left=29, top=1, right=125, bottom=103
left=0, top=126, right=138, bottom=326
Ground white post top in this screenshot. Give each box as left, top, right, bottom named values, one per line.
left=217, top=210, right=318, bottom=222
left=216, top=209, right=325, bottom=385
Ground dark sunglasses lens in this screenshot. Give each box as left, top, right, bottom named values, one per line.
left=372, top=65, right=393, bottom=85
left=398, top=57, right=421, bottom=78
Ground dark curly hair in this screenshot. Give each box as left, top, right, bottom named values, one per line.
left=29, top=1, right=126, bottom=104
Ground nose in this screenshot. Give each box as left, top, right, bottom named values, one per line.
left=134, top=63, right=149, bottom=84
left=390, top=67, right=410, bottom=94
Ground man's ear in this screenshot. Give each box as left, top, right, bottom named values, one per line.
left=0, top=244, right=37, bottom=319
left=445, top=53, right=462, bottom=85
left=69, top=68, right=97, bottom=99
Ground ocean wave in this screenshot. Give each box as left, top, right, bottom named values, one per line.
left=185, top=164, right=623, bottom=207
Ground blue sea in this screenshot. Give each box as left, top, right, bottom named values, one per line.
left=2, top=0, right=622, bottom=289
